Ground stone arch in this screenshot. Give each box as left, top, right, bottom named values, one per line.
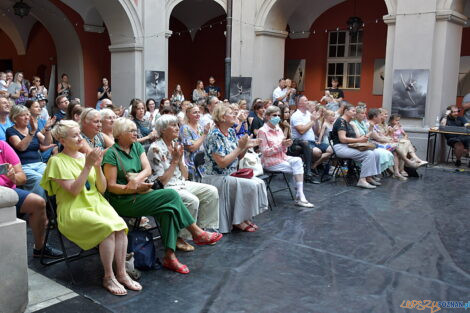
left=383, top=0, right=397, bottom=15
left=92, top=0, right=143, bottom=46
left=0, top=16, right=27, bottom=55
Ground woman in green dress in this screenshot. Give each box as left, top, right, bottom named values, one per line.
left=40, top=120, right=141, bottom=296
left=102, top=118, right=222, bottom=274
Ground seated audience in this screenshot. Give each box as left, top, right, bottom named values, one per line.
left=249, top=100, right=265, bottom=137
left=25, top=100, right=56, bottom=162
left=177, top=100, right=190, bottom=125
left=444, top=105, right=470, bottom=167
left=279, top=104, right=291, bottom=139
left=130, top=98, right=157, bottom=151
left=230, top=103, right=249, bottom=139
left=330, top=104, right=381, bottom=189
left=0, top=96, right=14, bottom=140
left=54, top=96, right=69, bottom=122
left=180, top=103, right=210, bottom=178
left=6, top=105, right=53, bottom=199
left=36, top=94, right=49, bottom=121
left=40, top=120, right=140, bottom=295
left=8, top=72, right=28, bottom=105
left=258, top=106, right=314, bottom=207
left=100, top=108, right=117, bottom=147
left=291, top=96, right=332, bottom=177
left=66, top=101, right=82, bottom=122
left=144, top=98, right=159, bottom=127
left=148, top=115, right=219, bottom=252
left=202, top=103, right=268, bottom=233
left=192, top=80, right=208, bottom=104
left=0, top=139, right=62, bottom=258
left=317, top=109, right=335, bottom=146
left=80, top=108, right=106, bottom=151
left=102, top=118, right=222, bottom=274
left=351, top=107, right=394, bottom=176
left=199, top=96, right=218, bottom=128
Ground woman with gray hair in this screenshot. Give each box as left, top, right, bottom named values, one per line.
left=100, top=108, right=117, bottom=147
left=80, top=108, right=106, bottom=152
left=6, top=105, right=53, bottom=199
left=258, top=106, right=314, bottom=207
left=202, top=103, right=268, bottom=233
left=147, top=115, right=219, bottom=251
left=103, top=118, right=222, bottom=274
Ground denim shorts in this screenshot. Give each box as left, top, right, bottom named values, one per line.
left=307, top=141, right=329, bottom=153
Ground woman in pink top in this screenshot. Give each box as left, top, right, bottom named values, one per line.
left=257, top=106, right=313, bottom=208
left=0, top=140, right=62, bottom=258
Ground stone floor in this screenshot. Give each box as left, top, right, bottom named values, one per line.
left=26, top=166, right=470, bottom=313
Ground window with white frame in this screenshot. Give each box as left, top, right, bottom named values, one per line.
left=326, top=30, right=363, bottom=89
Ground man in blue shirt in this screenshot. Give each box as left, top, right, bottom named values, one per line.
left=54, top=95, right=69, bottom=122
left=0, top=96, right=14, bottom=141
left=205, top=76, right=221, bottom=98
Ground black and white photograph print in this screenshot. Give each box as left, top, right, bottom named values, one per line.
left=286, top=59, right=306, bottom=91
left=391, top=69, right=429, bottom=118
left=145, top=70, right=166, bottom=103
left=457, top=56, right=470, bottom=97
left=229, top=77, right=252, bottom=104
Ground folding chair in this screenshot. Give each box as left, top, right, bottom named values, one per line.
left=260, top=170, right=295, bottom=209
left=325, top=135, right=360, bottom=186
left=40, top=195, right=98, bottom=284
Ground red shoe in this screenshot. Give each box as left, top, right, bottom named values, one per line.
left=193, top=232, right=223, bottom=245
left=234, top=223, right=256, bottom=232
left=162, top=258, right=190, bottom=274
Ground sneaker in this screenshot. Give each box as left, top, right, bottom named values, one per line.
left=356, top=181, right=376, bottom=189
left=295, top=200, right=315, bottom=208
left=455, top=160, right=462, bottom=167
left=33, top=244, right=63, bottom=259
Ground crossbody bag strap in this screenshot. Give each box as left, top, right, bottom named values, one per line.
left=111, top=146, right=127, bottom=177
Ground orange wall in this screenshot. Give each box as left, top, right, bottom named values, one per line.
left=0, top=23, right=56, bottom=88
left=285, top=0, right=388, bottom=108
left=50, top=0, right=111, bottom=108
left=169, top=16, right=226, bottom=100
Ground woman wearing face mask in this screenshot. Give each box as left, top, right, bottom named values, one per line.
left=257, top=106, right=314, bottom=208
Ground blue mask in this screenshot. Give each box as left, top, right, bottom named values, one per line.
left=270, top=116, right=281, bottom=125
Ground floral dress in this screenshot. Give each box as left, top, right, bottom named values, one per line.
left=203, top=127, right=238, bottom=176
left=180, top=124, right=204, bottom=177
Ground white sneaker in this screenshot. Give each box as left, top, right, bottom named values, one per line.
left=295, top=200, right=315, bottom=208
left=357, top=181, right=376, bottom=189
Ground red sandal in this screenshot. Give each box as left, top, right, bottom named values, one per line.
left=193, top=231, right=223, bottom=245
left=162, top=258, right=190, bottom=274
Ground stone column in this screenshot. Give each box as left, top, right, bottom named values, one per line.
left=381, top=1, right=467, bottom=160
left=109, top=44, right=144, bottom=108
left=252, top=29, right=288, bottom=101
left=0, top=187, right=28, bottom=313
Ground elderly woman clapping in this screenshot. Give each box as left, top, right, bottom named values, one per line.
left=147, top=115, right=219, bottom=251
left=80, top=108, right=107, bottom=152
left=257, top=106, right=314, bottom=208
left=202, top=103, right=268, bottom=233
left=6, top=105, right=53, bottom=199
left=102, top=118, right=222, bottom=274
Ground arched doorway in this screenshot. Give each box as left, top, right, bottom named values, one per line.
left=168, top=0, right=227, bottom=101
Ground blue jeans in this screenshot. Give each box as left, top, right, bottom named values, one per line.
left=22, top=162, right=47, bottom=199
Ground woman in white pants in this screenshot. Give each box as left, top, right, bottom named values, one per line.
left=147, top=115, right=219, bottom=252
left=257, top=106, right=314, bottom=207
left=330, top=104, right=381, bottom=189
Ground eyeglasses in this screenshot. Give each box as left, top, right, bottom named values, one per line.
left=271, top=114, right=280, bottom=117
left=128, top=129, right=138, bottom=134
left=451, top=110, right=460, bottom=113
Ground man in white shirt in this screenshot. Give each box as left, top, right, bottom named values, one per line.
left=272, top=78, right=288, bottom=102
left=291, top=96, right=332, bottom=182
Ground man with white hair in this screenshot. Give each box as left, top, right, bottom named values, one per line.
left=99, top=98, right=113, bottom=110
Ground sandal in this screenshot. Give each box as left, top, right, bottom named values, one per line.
left=176, top=239, right=195, bottom=252
left=117, top=274, right=142, bottom=291
left=193, top=231, right=223, bottom=245
left=102, top=277, right=127, bottom=296
left=234, top=223, right=256, bottom=232
left=162, top=258, right=190, bottom=274
left=246, top=221, right=259, bottom=230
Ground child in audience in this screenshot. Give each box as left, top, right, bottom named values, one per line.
left=317, top=110, right=336, bottom=145
left=0, top=72, right=10, bottom=96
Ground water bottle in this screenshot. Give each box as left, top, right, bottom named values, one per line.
left=435, top=115, right=440, bottom=127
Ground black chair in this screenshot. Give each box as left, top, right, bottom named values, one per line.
left=41, top=195, right=98, bottom=284
left=325, top=135, right=360, bottom=186
left=260, top=170, right=295, bottom=209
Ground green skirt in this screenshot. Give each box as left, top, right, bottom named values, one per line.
left=106, top=189, right=195, bottom=250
